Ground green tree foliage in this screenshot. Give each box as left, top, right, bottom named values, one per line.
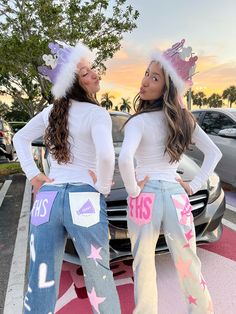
left=0, top=101, right=9, bottom=119
left=222, top=86, right=236, bottom=108
left=4, top=99, right=31, bottom=121
left=207, top=93, right=223, bottom=108
left=192, top=91, right=207, bottom=108
left=0, top=0, right=139, bottom=117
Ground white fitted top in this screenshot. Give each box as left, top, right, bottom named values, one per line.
left=118, top=111, right=222, bottom=197
left=13, top=101, right=115, bottom=195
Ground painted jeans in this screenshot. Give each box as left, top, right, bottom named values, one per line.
left=127, top=180, right=213, bottom=314
left=24, top=183, right=121, bottom=314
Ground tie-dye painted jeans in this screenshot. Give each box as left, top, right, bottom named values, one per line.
left=127, top=180, right=213, bottom=314
left=24, top=183, right=121, bottom=314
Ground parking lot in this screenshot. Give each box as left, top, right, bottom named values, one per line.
left=0, top=174, right=236, bottom=314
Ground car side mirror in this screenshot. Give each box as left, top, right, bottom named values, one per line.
left=218, top=128, right=236, bottom=139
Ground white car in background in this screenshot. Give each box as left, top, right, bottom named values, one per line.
left=187, top=108, right=236, bottom=188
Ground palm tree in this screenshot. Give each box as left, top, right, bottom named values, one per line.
left=100, top=93, right=114, bottom=110
left=207, top=93, right=223, bottom=108
left=192, top=92, right=207, bottom=109
left=222, top=86, right=236, bottom=108
left=120, top=97, right=131, bottom=113
left=184, top=89, right=194, bottom=110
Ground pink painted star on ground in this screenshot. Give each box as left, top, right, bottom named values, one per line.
left=175, top=256, right=194, bottom=280
left=87, top=245, right=102, bottom=265
left=88, top=287, right=106, bottom=314
left=188, top=294, right=197, bottom=305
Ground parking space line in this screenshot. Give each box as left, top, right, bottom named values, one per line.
left=226, top=204, right=236, bottom=213
left=0, top=180, right=12, bottom=207
left=3, top=180, right=32, bottom=314
left=222, top=218, right=236, bottom=232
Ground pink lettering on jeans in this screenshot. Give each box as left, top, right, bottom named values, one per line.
left=128, top=193, right=155, bottom=225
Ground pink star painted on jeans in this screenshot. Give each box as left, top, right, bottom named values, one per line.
left=87, top=245, right=102, bottom=265
left=185, top=229, right=193, bottom=241
left=200, top=276, right=207, bottom=290
left=188, top=294, right=197, bottom=305
left=175, top=256, right=194, bottom=280
left=88, top=287, right=106, bottom=314
left=183, top=242, right=190, bottom=248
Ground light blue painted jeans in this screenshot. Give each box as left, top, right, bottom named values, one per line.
left=127, top=180, right=213, bottom=314
left=24, top=183, right=121, bottom=314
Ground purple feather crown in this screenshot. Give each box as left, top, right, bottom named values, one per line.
left=38, top=40, right=92, bottom=99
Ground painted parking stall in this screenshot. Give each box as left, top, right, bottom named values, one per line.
left=56, top=226, right=236, bottom=314
left=1, top=178, right=236, bottom=314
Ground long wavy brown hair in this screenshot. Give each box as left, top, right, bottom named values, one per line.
left=44, top=75, right=99, bottom=164
left=125, top=63, right=196, bottom=163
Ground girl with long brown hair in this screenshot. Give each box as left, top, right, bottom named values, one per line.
left=13, top=41, right=120, bottom=314
left=119, top=39, right=221, bottom=313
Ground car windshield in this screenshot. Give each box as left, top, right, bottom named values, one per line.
left=111, top=115, right=129, bottom=142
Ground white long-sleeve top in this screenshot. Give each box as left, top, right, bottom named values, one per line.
left=13, top=101, right=115, bottom=195
left=118, top=111, right=222, bottom=197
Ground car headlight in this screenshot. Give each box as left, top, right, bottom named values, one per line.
left=207, top=172, right=221, bottom=204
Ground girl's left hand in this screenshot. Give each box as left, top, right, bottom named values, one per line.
left=31, top=172, right=54, bottom=198
left=176, top=178, right=193, bottom=195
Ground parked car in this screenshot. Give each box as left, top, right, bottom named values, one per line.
left=9, top=121, right=27, bottom=133
left=187, top=108, right=236, bottom=188
left=31, top=111, right=225, bottom=264
left=0, top=119, right=14, bottom=160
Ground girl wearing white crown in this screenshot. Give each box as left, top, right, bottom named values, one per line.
left=119, top=39, right=220, bottom=313
left=13, top=41, right=121, bottom=314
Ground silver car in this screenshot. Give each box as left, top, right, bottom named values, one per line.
left=187, top=108, right=236, bottom=188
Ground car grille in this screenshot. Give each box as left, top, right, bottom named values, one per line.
left=108, top=223, right=208, bottom=254
left=106, top=190, right=209, bottom=230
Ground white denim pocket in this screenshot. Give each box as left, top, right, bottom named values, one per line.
left=69, top=192, right=100, bottom=228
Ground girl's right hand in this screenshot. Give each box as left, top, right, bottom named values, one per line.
left=31, top=173, right=54, bottom=197
left=88, top=170, right=97, bottom=184
left=88, top=169, right=115, bottom=187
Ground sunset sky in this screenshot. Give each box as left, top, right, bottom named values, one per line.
left=1, top=0, right=235, bottom=109
left=99, top=0, right=236, bottom=107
